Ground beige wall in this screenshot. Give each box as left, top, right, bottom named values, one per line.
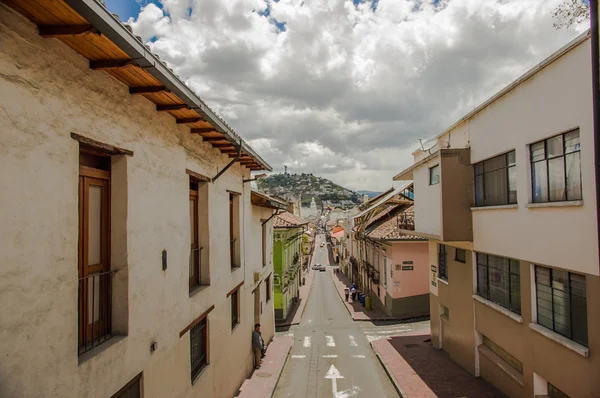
left=0, top=6, right=273, bottom=398
left=469, top=39, right=599, bottom=277
left=390, top=241, right=429, bottom=299
left=413, top=160, right=441, bottom=238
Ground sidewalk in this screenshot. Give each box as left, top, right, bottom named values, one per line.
left=372, top=333, right=506, bottom=398
left=330, top=268, right=405, bottom=321
left=236, top=335, right=293, bottom=398
left=275, top=267, right=315, bottom=327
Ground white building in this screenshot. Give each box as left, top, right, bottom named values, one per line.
left=0, top=2, right=282, bottom=397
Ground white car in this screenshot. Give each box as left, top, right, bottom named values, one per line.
left=312, top=264, right=321, bottom=270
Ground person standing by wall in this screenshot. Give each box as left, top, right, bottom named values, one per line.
left=252, top=324, right=265, bottom=369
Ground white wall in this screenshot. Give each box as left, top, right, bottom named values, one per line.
left=468, top=39, right=598, bottom=276
left=413, top=161, right=441, bottom=238
left=0, top=6, right=271, bottom=397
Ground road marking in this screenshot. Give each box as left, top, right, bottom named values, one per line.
left=303, top=336, right=311, bottom=347
left=372, top=328, right=411, bottom=334
left=325, top=364, right=343, bottom=398
left=351, top=355, right=366, bottom=358
left=322, top=354, right=338, bottom=358
left=348, top=335, right=358, bottom=346
left=326, top=336, right=336, bottom=347
left=283, top=333, right=294, bottom=337
left=337, top=386, right=361, bottom=398
left=291, top=355, right=306, bottom=359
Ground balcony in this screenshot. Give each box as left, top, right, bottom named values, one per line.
left=394, top=148, right=473, bottom=242
left=78, top=271, right=114, bottom=355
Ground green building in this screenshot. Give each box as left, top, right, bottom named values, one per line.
left=273, top=212, right=308, bottom=321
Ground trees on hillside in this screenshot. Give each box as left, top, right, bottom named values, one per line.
left=553, top=0, right=590, bottom=29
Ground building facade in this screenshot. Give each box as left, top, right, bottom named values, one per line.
left=394, top=32, right=600, bottom=398
left=0, top=2, right=280, bottom=397
left=273, top=212, right=308, bottom=321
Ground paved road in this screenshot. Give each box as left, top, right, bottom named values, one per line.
left=273, top=234, right=422, bottom=398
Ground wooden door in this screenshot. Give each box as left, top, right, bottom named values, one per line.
left=78, top=166, right=111, bottom=350
left=254, top=285, right=261, bottom=325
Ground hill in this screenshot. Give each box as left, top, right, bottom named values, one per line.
left=257, top=173, right=361, bottom=209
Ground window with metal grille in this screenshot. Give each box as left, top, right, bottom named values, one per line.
left=438, top=244, right=447, bottom=280
left=266, top=276, right=271, bottom=302
left=476, top=253, right=521, bottom=315
left=535, top=265, right=587, bottom=346
left=190, top=318, right=208, bottom=382
left=474, top=150, right=516, bottom=206
left=190, top=180, right=200, bottom=292
left=530, top=129, right=582, bottom=203
left=231, top=289, right=239, bottom=329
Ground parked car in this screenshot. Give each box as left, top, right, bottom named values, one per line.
left=312, top=264, right=321, bottom=270
left=319, top=266, right=326, bottom=272
left=320, top=242, right=324, bottom=247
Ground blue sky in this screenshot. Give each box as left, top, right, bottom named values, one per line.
left=104, top=0, right=161, bottom=20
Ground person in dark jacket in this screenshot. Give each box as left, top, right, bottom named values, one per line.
left=252, top=323, right=265, bottom=369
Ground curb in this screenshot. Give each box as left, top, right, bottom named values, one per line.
left=371, top=341, right=408, bottom=398
left=268, top=343, right=293, bottom=398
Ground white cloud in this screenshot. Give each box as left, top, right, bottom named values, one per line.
left=125, top=0, right=586, bottom=191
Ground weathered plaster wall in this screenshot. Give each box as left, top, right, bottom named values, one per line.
left=0, top=6, right=270, bottom=398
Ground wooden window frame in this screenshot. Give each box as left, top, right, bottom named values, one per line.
left=189, top=180, right=200, bottom=292
left=180, top=305, right=214, bottom=383
left=262, top=221, right=267, bottom=267
left=227, top=281, right=244, bottom=330
left=265, top=275, right=271, bottom=302
left=111, top=372, right=143, bottom=398
left=78, top=151, right=113, bottom=355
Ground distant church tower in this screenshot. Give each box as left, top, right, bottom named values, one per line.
left=284, top=165, right=288, bottom=175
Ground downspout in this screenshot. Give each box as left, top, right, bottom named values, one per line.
left=591, top=0, right=600, bottom=274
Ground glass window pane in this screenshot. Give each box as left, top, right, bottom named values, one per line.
left=570, top=292, right=588, bottom=346
left=507, top=151, right=516, bottom=166
left=510, top=260, right=520, bottom=275
left=552, top=270, right=569, bottom=291
left=564, top=130, right=580, bottom=154
left=565, top=152, right=582, bottom=201
left=532, top=161, right=548, bottom=203
left=508, top=166, right=517, bottom=204
left=484, top=169, right=508, bottom=206
left=189, top=251, right=197, bottom=278
left=536, top=266, right=551, bottom=285
left=531, top=142, right=545, bottom=162
left=547, top=135, right=564, bottom=158
left=430, top=165, right=440, bottom=185
left=189, top=199, right=195, bottom=243
left=88, top=185, right=102, bottom=266
left=477, top=264, right=488, bottom=298
left=475, top=175, right=484, bottom=206
left=474, top=162, right=484, bottom=176
left=510, top=273, right=521, bottom=315
left=478, top=253, right=488, bottom=266
left=548, top=157, right=566, bottom=201
left=484, top=155, right=507, bottom=173
left=489, top=255, right=509, bottom=308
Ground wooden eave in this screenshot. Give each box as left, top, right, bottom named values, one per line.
left=3, top=0, right=271, bottom=172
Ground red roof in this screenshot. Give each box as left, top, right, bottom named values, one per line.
left=273, top=212, right=309, bottom=228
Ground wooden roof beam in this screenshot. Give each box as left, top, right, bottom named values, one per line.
left=192, top=128, right=218, bottom=135
left=130, top=86, right=168, bottom=95
left=90, top=59, right=136, bottom=70
left=176, top=117, right=204, bottom=124
left=39, top=24, right=98, bottom=38
left=157, top=104, right=190, bottom=112
left=212, top=143, right=235, bottom=148
left=201, top=136, right=225, bottom=142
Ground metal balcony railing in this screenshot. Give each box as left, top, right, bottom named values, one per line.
left=78, top=270, right=115, bottom=355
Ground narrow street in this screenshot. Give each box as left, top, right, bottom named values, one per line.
left=273, top=234, right=428, bottom=398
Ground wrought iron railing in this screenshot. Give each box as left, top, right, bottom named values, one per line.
left=397, top=211, right=415, bottom=230
left=78, top=270, right=115, bottom=355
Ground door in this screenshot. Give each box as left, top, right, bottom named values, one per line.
left=254, top=284, right=261, bottom=324
left=78, top=166, right=111, bottom=350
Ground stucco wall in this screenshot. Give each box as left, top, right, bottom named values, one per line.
left=413, top=161, right=441, bottom=238
left=390, top=241, right=429, bottom=299
left=0, top=6, right=272, bottom=398
left=469, top=39, right=599, bottom=276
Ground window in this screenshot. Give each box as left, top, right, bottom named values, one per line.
left=535, top=266, right=587, bottom=346
left=548, top=383, right=570, bottom=398
left=111, top=373, right=142, bottom=398
left=262, top=222, right=267, bottom=267
left=474, top=151, right=516, bottom=206
left=78, top=150, right=113, bottom=355
left=266, top=276, right=271, bottom=302
left=455, top=248, right=466, bottom=263
left=438, top=244, right=447, bottom=280
left=530, top=129, right=582, bottom=203
left=189, top=180, right=200, bottom=292
left=429, top=164, right=440, bottom=185
left=231, top=289, right=239, bottom=329
left=476, top=253, right=521, bottom=315
left=190, top=318, right=208, bottom=381
left=229, top=193, right=240, bottom=268
left=482, top=336, right=523, bottom=375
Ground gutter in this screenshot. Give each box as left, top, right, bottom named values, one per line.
left=63, top=0, right=272, bottom=171
left=591, top=0, right=600, bottom=274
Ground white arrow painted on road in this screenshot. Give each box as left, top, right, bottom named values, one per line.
left=325, top=364, right=344, bottom=398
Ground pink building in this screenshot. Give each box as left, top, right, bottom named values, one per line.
left=349, top=184, right=430, bottom=318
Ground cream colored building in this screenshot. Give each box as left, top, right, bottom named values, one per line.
left=0, top=1, right=284, bottom=397
left=394, top=31, right=600, bottom=398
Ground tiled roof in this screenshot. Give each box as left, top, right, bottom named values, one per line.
left=366, top=206, right=425, bottom=241
left=274, top=212, right=309, bottom=228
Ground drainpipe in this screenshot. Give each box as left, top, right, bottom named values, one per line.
left=592, top=0, right=600, bottom=274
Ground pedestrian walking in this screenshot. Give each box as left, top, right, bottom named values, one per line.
left=344, top=287, right=349, bottom=301
left=252, top=323, right=265, bottom=369
left=350, top=285, right=357, bottom=302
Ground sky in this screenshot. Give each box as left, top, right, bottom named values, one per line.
left=103, top=0, right=586, bottom=191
